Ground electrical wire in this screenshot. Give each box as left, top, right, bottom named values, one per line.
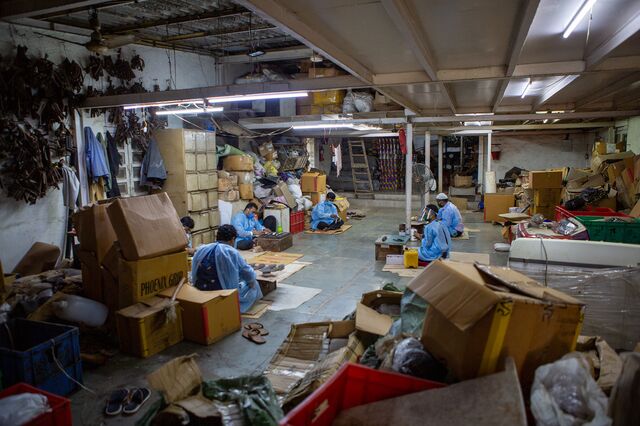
left=49, top=340, right=96, bottom=394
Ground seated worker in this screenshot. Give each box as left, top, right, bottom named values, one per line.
left=181, top=216, right=196, bottom=255
left=231, top=202, right=268, bottom=250
left=191, top=224, right=262, bottom=313
left=311, top=192, right=344, bottom=231
left=435, top=193, right=465, bottom=237
left=416, top=204, right=451, bottom=263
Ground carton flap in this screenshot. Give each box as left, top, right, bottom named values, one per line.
left=147, top=355, right=202, bottom=403
left=118, top=297, right=177, bottom=318
left=159, top=284, right=237, bottom=304
left=355, top=303, right=393, bottom=336
left=328, top=320, right=356, bottom=338
left=407, top=260, right=502, bottom=330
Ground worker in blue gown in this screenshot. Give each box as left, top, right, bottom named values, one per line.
left=191, top=224, right=262, bottom=313
left=416, top=204, right=452, bottom=263
left=435, top=193, right=465, bottom=237
left=311, top=192, right=344, bottom=230
left=231, top=202, right=268, bottom=250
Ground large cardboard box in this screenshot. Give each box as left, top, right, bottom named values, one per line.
left=229, top=171, right=254, bottom=184
left=454, top=175, right=473, bottom=188
left=116, top=297, right=183, bottom=358
left=275, top=182, right=297, bottom=207
left=529, top=170, right=563, bottom=189
left=77, top=249, right=103, bottom=302
left=408, top=261, right=584, bottom=387
left=533, top=188, right=562, bottom=207
left=484, top=194, right=515, bottom=222
left=118, top=250, right=189, bottom=307
left=73, top=202, right=117, bottom=262
left=301, top=172, right=327, bottom=193
left=217, top=175, right=238, bottom=192
left=238, top=183, right=254, bottom=200
left=218, top=189, right=240, bottom=202
left=159, top=285, right=240, bottom=345
left=107, top=193, right=187, bottom=261
left=305, top=191, right=326, bottom=205
left=355, top=290, right=402, bottom=336
left=223, top=155, right=253, bottom=172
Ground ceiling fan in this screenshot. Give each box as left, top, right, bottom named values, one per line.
left=83, top=10, right=137, bottom=54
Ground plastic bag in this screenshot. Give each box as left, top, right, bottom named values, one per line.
left=342, top=90, right=357, bottom=113
left=353, top=91, right=374, bottom=112
left=0, top=393, right=50, bottom=426
left=390, top=337, right=447, bottom=382
left=399, top=288, right=428, bottom=337
left=530, top=355, right=611, bottom=426
left=287, top=184, right=302, bottom=199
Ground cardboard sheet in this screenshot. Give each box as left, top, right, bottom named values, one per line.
left=452, top=230, right=470, bottom=240
left=250, top=251, right=304, bottom=265
left=381, top=265, right=424, bottom=278
left=241, top=301, right=270, bottom=319
left=257, top=261, right=311, bottom=283
left=355, top=303, right=394, bottom=335
left=304, top=224, right=352, bottom=235
left=262, top=283, right=322, bottom=311
left=449, top=251, right=491, bottom=265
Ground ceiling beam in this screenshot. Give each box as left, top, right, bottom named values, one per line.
left=423, top=122, right=615, bottom=132
left=160, top=24, right=274, bottom=42
left=575, top=72, right=640, bottom=109
left=413, top=110, right=640, bottom=123
left=381, top=0, right=456, bottom=113
left=219, top=47, right=312, bottom=63
left=586, top=11, right=640, bottom=69
left=492, top=0, right=540, bottom=112
left=31, top=0, right=133, bottom=20
left=533, top=75, right=579, bottom=110
left=0, top=0, right=110, bottom=20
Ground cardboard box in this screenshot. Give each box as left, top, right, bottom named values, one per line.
left=209, top=209, right=220, bottom=228
left=218, top=190, right=240, bottom=202
left=594, top=196, right=617, bottom=210
left=116, top=296, right=183, bottom=358
left=77, top=249, right=103, bottom=302
left=223, top=155, right=253, bottom=172
left=238, top=183, right=254, bottom=200
left=229, top=171, right=254, bottom=184
left=591, top=151, right=635, bottom=174
left=275, top=182, right=297, bottom=207
left=217, top=175, right=238, bottom=192
left=334, top=196, right=349, bottom=212
left=484, top=194, right=515, bottom=222
left=207, top=189, right=218, bottom=208
left=159, top=285, right=240, bottom=345
left=107, top=193, right=187, bottom=261
left=533, top=188, right=562, bottom=207
left=258, top=142, right=275, bottom=158
left=356, top=290, right=402, bottom=336
left=529, top=170, right=563, bottom=189
left=301, top=172, right=327, bottom=193
left=73, top=202, right=117, bottom=262
left=338, top=210, right=347, bottom=222
left=187, top=191, right=208, bottom=212
left=408, top=261, right=583, bottom=386
left=454, top=175, right=473, bottom=188
left=310, top=104, right=342, bottom=114
left=594, top=141, right=607, bottom=155
left=308, top=67, right=343, bottom=78
left=305, top=191, right=326, bottom=205
left=117, top=250, right=189, bottom=307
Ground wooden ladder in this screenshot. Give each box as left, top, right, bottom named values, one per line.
left=348, top=139, right=374, bottom=198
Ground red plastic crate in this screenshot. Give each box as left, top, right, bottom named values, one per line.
left=554, top=205, right=630, bottom=222
left=290, top=211, right=305, bottom=234
left=281, top=363, right=445, bottom=426
left=0, top=383, right=72, bottom=426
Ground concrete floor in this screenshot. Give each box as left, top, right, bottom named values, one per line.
left=71, top=206, right=507, bottom=425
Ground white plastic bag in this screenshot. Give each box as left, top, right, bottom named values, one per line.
left=353, top=91, right=374, bottom=112
left=531, top=355, right=611, bottom=426
left=287, top=184, right=303, bottom=199
left=342, top=90, right=356, bottom=113
left=0, top=393, right=50, bottom=426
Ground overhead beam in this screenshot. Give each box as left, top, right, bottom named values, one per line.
left=575, top=72, right=640, bottom=109
left=422, top=122, right=615, bottom=132
left=32, top=0, right=133, bottom=20
left=413, top=110, right=640, bottom=123
left=492, top=0, right=540, bottom=112
left=0, top=0, right=109, bottom=20
left=381, top=0, right=456, bottom=113
left=533, top=75, right=579, bottom=110
left=160, top=24, right=274, bottom=42
left=219, top=47, right=312, bottom=64
left=586, top=12, right=640, bottom=69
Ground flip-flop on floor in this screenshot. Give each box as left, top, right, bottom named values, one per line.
left=304, top=224, right=352, bottom=235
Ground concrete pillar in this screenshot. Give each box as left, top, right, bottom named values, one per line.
left=478, top=135, right=484, bottom=190
left=424, top=131, right=431, bottom=205
left=487, top=131, right=492, bottom=172
left=437, top=135, right=443, bottom=193
left=405, top=123, right=413, bottom=229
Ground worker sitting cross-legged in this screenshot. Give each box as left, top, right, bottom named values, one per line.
left=191, top=224, right=262, bottom=313
left=311, top=192, right=343, bottom=231
left=435, top=193, right=465, bottom=237
left=416, top=204, right=451, bottom=264
left=231, top=202, right=269, bottom=250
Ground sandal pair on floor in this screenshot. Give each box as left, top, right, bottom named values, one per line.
left=105, top=387, right=151, bottom=416
left=242, top=322, right=269, bottom=344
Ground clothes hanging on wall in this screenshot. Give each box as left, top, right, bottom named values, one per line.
left=332, top=141, right=342, bottom=177
left=96, top=132, right=112, bottom=193
left=89, top=177, right=106, bottom=202
left=376, top=138, right=404, bottom=191
left=105, top=131, right=121, bottom=198
left=140, top=137, right=167, bottom=189
left=60, top=164, right=80, bottom=208
left=84, top=127, right=110, bottom=185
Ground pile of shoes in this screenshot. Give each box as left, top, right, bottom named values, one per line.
left=249, top=264, right=285, bottom=277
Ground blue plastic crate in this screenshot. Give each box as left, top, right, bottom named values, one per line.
left=0, top=319, right=83, bottom=396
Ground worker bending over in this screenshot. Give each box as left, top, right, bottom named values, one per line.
left=191, top=225, right=262, bottom=313
left=416, top=204, right=451, bottom=263
left=311, top=192, right=343, bottom=231
left=231, top=202, right=268, bottom=250
left=435, top=193, right=465, bottom=237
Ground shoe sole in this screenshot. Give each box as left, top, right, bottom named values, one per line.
left=122, top=391, right=151, bottom=415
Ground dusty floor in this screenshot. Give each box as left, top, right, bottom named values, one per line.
left=70, top=206, right=507, bottom=425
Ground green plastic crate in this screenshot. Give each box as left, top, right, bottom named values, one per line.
left=576, top=216, right=640, bottom=244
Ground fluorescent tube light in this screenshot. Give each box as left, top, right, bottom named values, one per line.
left=155, top=107, right=223, bottom=116
left=124, top=100, right=204, bottom=110
left=362, top=132, right=399, bottom=137
left=563, top=0, right=598, bottom=38
left=208, top=91, right=308, bottom=103
left=292, top=123, right=354, bottom=130
left=521, top=79, right=532, bottom=98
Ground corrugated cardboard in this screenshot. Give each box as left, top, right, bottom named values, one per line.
left=305, top=191, right=326, bottom=205
left=533, top=188, right=562, bottom=207
left=238, top=183, right=254, bottom=200
left=308, top=67, right=343, bottom=78
left=191, top=210, right=209, bottom=232
left=12, top=242, right=61, bottom=276
left=408, top=260, right=584, bottom=387
left=209, top=209, right=220, bottom=228
left=301, top=172, right=327, bottom=193
left=275, top=182, right=297, bottom=207
left=529, top=170, right=563, bottom=189
left=229, top=171, right=254, bottom=184
left=356, top=290, right=402, bottom=335
left=591, top=151, right=635, bottom=173
left=107, top=193, right=187, bottom=260
left=77, top=249, right=103, bottom=302
left=73, top=202, right=117, bottom=262
left=454, top=175, right=473, bottom=188
left=187, top=191, right=208, bottom=212
left=159, top=285, right=240, bottom=345
left=217, top=175, right=238, bottom=192
left=484, top=194, right=515, bottom=222
left=118, top=250, right=189, bottom=307
left=223, top=155, right=253, bottom=171
left=218, top=189, right=240, bottom=202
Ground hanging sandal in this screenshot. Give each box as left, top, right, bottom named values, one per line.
left=122, top=387, right=151, bottom=415
left=242, top=327, right=266, bottom=344
left=105, top=388, right=129, bottom=416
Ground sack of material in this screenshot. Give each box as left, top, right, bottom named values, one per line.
left=223, top=155, right=253, bottom=172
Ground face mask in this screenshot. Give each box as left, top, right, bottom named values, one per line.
left=246, top=212, right=254, bottom=219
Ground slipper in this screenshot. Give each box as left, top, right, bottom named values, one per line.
left=242, top=328, right=266, bottom=344
left=244, top=323, right=269, bottom=336
left=105, top=388, right=129, bottom=416
left=272, top=264, right=285, bottom=272
left=253, top=264, right=266, bottom=270
left=123, top=388, right=151, bottom=415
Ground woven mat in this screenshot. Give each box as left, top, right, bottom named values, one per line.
left=304, top=224, right=353, bottom=235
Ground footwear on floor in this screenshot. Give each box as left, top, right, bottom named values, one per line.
left=242, top=327, right=266, bottom=344
left=122, top=387, right=151, bottom=415
left=105, top=388, right=129, bottom=416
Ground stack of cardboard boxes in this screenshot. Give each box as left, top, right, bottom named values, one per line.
left=529, top=170, right=564, bottom=218
left=295, top=67, right=346, bottom=115
left=301, top=172, right=327, bottom=206
left=222, top=155, right=255, bottom=201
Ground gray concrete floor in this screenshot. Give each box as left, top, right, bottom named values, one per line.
left=70, top=207, right=507, bottom=425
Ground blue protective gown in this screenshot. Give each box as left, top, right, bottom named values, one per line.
left=191, top=242, right=262, bottom=313
left=311, top=201, right=338, bottom=230
left=84, top=127, right=110, bottom=182
left=437, top=201, right=464, bottom=235
left=418, top=220, right=452, bottom=262
left=231, top=212, right=264, bottom=245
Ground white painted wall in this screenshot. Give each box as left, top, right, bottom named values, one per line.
left=627, top=116, right=640, bottom=154
left=491, top=133, right=593, bottom=180
left=0, top=23, right=222, bottom=270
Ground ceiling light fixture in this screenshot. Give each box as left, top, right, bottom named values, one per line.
left=310, top=52, right=323, bottom=63
left=362, top=132, right=400, bottom=137
left=563, top=0, right=598, bottom=39
left=247, top=49, right=265, bottom=58
left=208, top=91, right=308, bottom=103
left=123, top=100, right=204, bottom=110
left=155, top=107, right=223, bottom=116
left=292, top=123, right=355, bottom=130
left=521, top=79, right=532, bottom=98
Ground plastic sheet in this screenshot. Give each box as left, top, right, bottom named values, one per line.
left=0, top=393, right=50, bottom=425
left=390, top=337, right=447, bottom=382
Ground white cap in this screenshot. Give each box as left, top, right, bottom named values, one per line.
left=436, top=193, right=448, bottom=201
